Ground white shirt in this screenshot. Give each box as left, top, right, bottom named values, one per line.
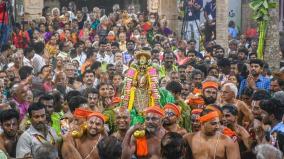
left=23, top=54, right=46, bottom=74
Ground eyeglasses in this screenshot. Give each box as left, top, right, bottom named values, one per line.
left=165, top=112, right=175, bottom=117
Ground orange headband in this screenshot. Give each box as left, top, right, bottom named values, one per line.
left=198, top=111, right=219, bottom=123
left=205, top=105, right=222, bottom=117
left=202, top=81, right=219, bottom=90
left=73, top=108, right=93, bottom=118
left=191, top=109, right=203, bottom=115
left=87, top=112, right=106, bottom=123
left=164, top=103, right=181, bottom=117
left=145, top=106, right=165, bottom=117
left=187, top=97, right=204, bottom=105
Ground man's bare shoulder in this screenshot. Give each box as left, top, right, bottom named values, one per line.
left=183, top=132, right=198, bottom=142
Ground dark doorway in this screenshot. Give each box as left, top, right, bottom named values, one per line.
left=59, top=0, right=147, bottom=14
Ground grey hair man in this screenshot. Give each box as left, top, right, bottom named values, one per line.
left=255, top=144, right=282, bottom=159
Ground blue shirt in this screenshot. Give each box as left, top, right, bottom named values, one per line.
left=122, top=51, right=134, bottom=65
left=185, top=0, right=203, bottom=21
left=239, top=75, right=271, bottom=96
left=228, top=27, right=238, bottom=39
left=204, top=1, right=216, bottom=19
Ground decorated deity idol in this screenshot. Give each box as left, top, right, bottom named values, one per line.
left=122, top=50, right=160, bottom=124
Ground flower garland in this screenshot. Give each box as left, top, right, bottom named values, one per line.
left=122, top=66, right=160, bottom=111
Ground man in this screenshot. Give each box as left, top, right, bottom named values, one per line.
left=34, top=143, right=59, bottom=159
left=217, top=58, right=231, bottom=83
left=112, top=107, right=131, bottom=141
left=239, top=59, right=270, bottom=96
left=81, top=70, right=96, bottom=91
left=184, top=109, right=241, bottom=159
left=10, top=83, right=29, bottom=120
left=170, top=71, right=180, bottom=83
left=38, top=94, right=62, bottom=135
left=122, top=106, right=166, bottom=159
left=97, top=41, right=112, bottom=65
left=204, top=0, right=216, bottom=42
left=81, top=47, right=97, bottom=74
left=97, top=136, right=122, bottom=159
left=64, top=63, right=76, bottom=81
left=178, top=65, right=187, bottom=82
left=237, top=47, right=248, bottom=62
left=222, top=104, right=252, bottom=151
left=254, top=144, right=283, bottom=159
left=23, top=47, right=45, bottom=74
left=163, top=103, right=187, bottom=135
left=251, top=90, right=270, bottom=120
left=160, top=132, right=185, bottom=159
left=220, top=83, right=253, bottom=124
left=190, top=69, right=204, bottom=94
left=83, top=88, right=99, bottom=111
left=159, top=51, right=178, bottom=78
left=187, top=39, right=203, bottom=59
left=122, top=40, right=135, bottom=65
left=201, top=80, right=219, bottom=105
left=270, top=77, right=283, bottom=95
left=107, top=64, right=116, bottom=80
left=16, top=103, right=60, bottom=158
left=191, top=109, right=202, bottom=132
left=62, top=111, right=105, bottom=159
left=73, top=42, right=87, bottom=66
left=183, top=0, right=203, bottom=49
left=0, top=109, right=20, bottom=158
left=166, top=81, right=191, bottom=132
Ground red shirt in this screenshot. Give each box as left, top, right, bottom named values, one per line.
left=12, top=31, right=30, bottom=48
left=0, top=2, right=9, bottom=24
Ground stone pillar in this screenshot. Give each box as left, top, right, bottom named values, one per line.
left=264, top=1, right=281, bottom=70
left=216, top=0, right=229, bottom=53
left=156, top=0, right=179, bottom=36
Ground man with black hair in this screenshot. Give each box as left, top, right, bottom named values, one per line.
left=81, top=70, right=96, bottom=91
left=106, top=63, right=115, bottom=80
left=239, top=59, right=270, bottom=96
left=68, top=95, right=88, bottom=113
left=160, top=51, right=178, bottom=78
left=81, top=47, right=97, bottom=74
left=23, top=46, right=45, bottom=74
left=237, top=47, right=248, bottom=62
left=97, top=41, right=112, bottom=64
left=251, top=89, right=271, bottom=120
left=160, top=132, right=185, bottom=159
left=184, top=109, right=241, bottom=159
left=222, top=104, right=252, bottom=152
left=39, top=94, right=55, bottom=124
left=73, top=41, right=86, bottom=66
left=166, top=81, right=191, bottom=132
left=83, top=88, right=99, bottom=111
left=178, top=65, right=187, bottom=82
left=16, top=103, right=60, bottom=158
left=122, top=40, right=135, bottom=65
left=270, top=78, right=283, bottom=95
left=218, top=58, right=231, bottom=78
left=18, top=66, right=33, bottom=83
left=97, top=136, right=122, bottom=159
left=0, top=109, right=20, bottom=158
left=214, top=46, right=225, bottom=60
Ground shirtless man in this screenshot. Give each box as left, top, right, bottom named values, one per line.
left=122, top=106, right=167, bottom=159
left=220, top=83, right=253, bottom=124
left=112, top=107, right=130, bottom=141
left=163, top=103, right=187, bottom=135
left=0, top=109, right=20, bottom=158
left=62, top=111, right=106, bottom=159
left=184, top=109, right=241, bottom=159
left=221, top=104, right=252, bottom=151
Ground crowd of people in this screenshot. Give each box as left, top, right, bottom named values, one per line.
left=0, top=0, right=284, bottom=159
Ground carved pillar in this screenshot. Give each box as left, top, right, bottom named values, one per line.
left=216, top=0, right=229, bottom=53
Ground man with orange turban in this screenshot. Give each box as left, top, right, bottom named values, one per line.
left=121, top=106, right=166, bottom=159
left=201, top=80, right=219, bottom=105
left=184, top=109, right=241, bottom=159
left=163, top=103, right=187, bottom=135
left=62, top=110, right=106, bottom=159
